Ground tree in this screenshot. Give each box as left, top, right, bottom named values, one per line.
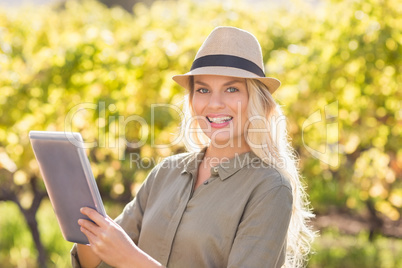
left=0, top=0, right=400, bottom=266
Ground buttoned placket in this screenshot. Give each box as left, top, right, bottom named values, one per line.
left=161, top=168, right=198, bottom=265
left=161, top=150, right=260, bottom=265
left=192, top=171, right=220, bottom=200
left=203, top=165, right=220, bottom=186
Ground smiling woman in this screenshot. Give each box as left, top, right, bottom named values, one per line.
left=71, top=26, right=315, bottom=268
left=191, top=75, right=249, bottom=150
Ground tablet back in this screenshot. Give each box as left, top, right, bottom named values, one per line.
left=30, top=131, right=105, bottom=244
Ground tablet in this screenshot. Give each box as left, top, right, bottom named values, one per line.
left=29, top=131, right=106, bottom=244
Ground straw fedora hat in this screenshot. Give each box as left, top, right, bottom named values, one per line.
left=172, top=26, right=281, bottom=94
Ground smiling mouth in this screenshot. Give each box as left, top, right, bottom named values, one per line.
left=207, top=116, right=233, bottom=124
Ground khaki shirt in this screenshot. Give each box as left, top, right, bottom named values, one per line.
left=71, top=149, right=292, bottom=268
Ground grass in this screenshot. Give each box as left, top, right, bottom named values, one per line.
left=308, top=228, right=402, bottom=268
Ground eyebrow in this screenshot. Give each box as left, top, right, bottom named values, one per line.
left=194, top=79, right=244, bottom=87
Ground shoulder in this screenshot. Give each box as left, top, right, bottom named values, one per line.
left=147, top=150, right=200, bottom=178
left=158, top=151, right=199, bottom=169
left=141, top=151, right=198, bottom=190
left=241, top=160, right=292, bottom=193
left=264, top=166, right=292, bottom=192
left=234, top=162, right=293, bottom=214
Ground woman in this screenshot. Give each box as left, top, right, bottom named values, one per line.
left=71, top=26, right=315, bottom=268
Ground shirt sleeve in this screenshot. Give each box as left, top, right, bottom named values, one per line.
left=227, top=184, right=293, bottom=268
left=70, top=244, right=81, bottom=268
left=113, top=163, right=160, bottom=244
left=70, top=161, right=162, bottom=268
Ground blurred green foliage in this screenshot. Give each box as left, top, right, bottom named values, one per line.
left=0, top=0, right=401, bottom=267
left=309, top=228, right=402, bottom=268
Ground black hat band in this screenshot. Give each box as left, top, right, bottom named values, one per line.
left=190, top=54, right=265, bottom=77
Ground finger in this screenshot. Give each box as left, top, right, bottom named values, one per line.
left=106, top=215, right=118, bottom=226
left=80, top=207, right=107, bottom=228
left=104, top=215, right=125, bottom=234
left=80, top=225, right=96, bottom=240
left=79, top=225, right=99, bottom=247
left=78, top=218, right=101, bottom=234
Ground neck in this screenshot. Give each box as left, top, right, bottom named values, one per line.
left=204, top=142, right=251, bottom=163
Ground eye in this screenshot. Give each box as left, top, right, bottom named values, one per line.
left=226, top=87, right=239, bottom=93
left=196, top=88, right=209, bottom=94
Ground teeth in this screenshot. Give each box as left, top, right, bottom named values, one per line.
left=207, top=116, right=232, bottom=124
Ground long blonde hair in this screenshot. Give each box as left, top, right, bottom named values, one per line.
left=181, top=77, right=315, bottom=268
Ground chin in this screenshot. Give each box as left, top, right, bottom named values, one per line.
left=209, top=134, right=240, bottom=148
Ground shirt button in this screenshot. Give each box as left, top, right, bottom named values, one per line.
left=203, top=181, right=209, bottom=185
left=213, top=167, right=219, bottom=172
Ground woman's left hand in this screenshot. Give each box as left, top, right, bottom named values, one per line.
left=78, top=207, right=162, bottom=268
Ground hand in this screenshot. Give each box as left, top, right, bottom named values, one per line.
left=78, top=207, right=140, bottom=268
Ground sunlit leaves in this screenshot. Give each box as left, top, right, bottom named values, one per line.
left=0, top=0, right=401, bottom=266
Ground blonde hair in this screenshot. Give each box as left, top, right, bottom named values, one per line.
left=181, top=77, right=315, bottom=268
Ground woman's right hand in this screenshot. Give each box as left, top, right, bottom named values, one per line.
left=78, top=207, right=163, bottom=268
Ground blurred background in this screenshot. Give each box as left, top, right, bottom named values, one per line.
left=0, top=0, right=401, bottom=267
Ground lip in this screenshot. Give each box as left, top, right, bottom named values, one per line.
left=206, top=114, right=232, bottom=118
left=206, top=114, right=233, bottom=128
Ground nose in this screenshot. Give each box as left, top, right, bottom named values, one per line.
left=208, top=91, right=225, bottom=109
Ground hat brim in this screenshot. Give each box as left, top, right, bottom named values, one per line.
left=172, top=66, right=281, bottom=94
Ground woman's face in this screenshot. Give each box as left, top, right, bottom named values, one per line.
left=191, top=75, right=249, bottom=148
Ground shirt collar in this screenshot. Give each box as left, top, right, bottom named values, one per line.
left=181, top=147, right=207, bottom=176
left=213, top=150, right=261, bottom=181
left=181, top=148, right=261, bottom=181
